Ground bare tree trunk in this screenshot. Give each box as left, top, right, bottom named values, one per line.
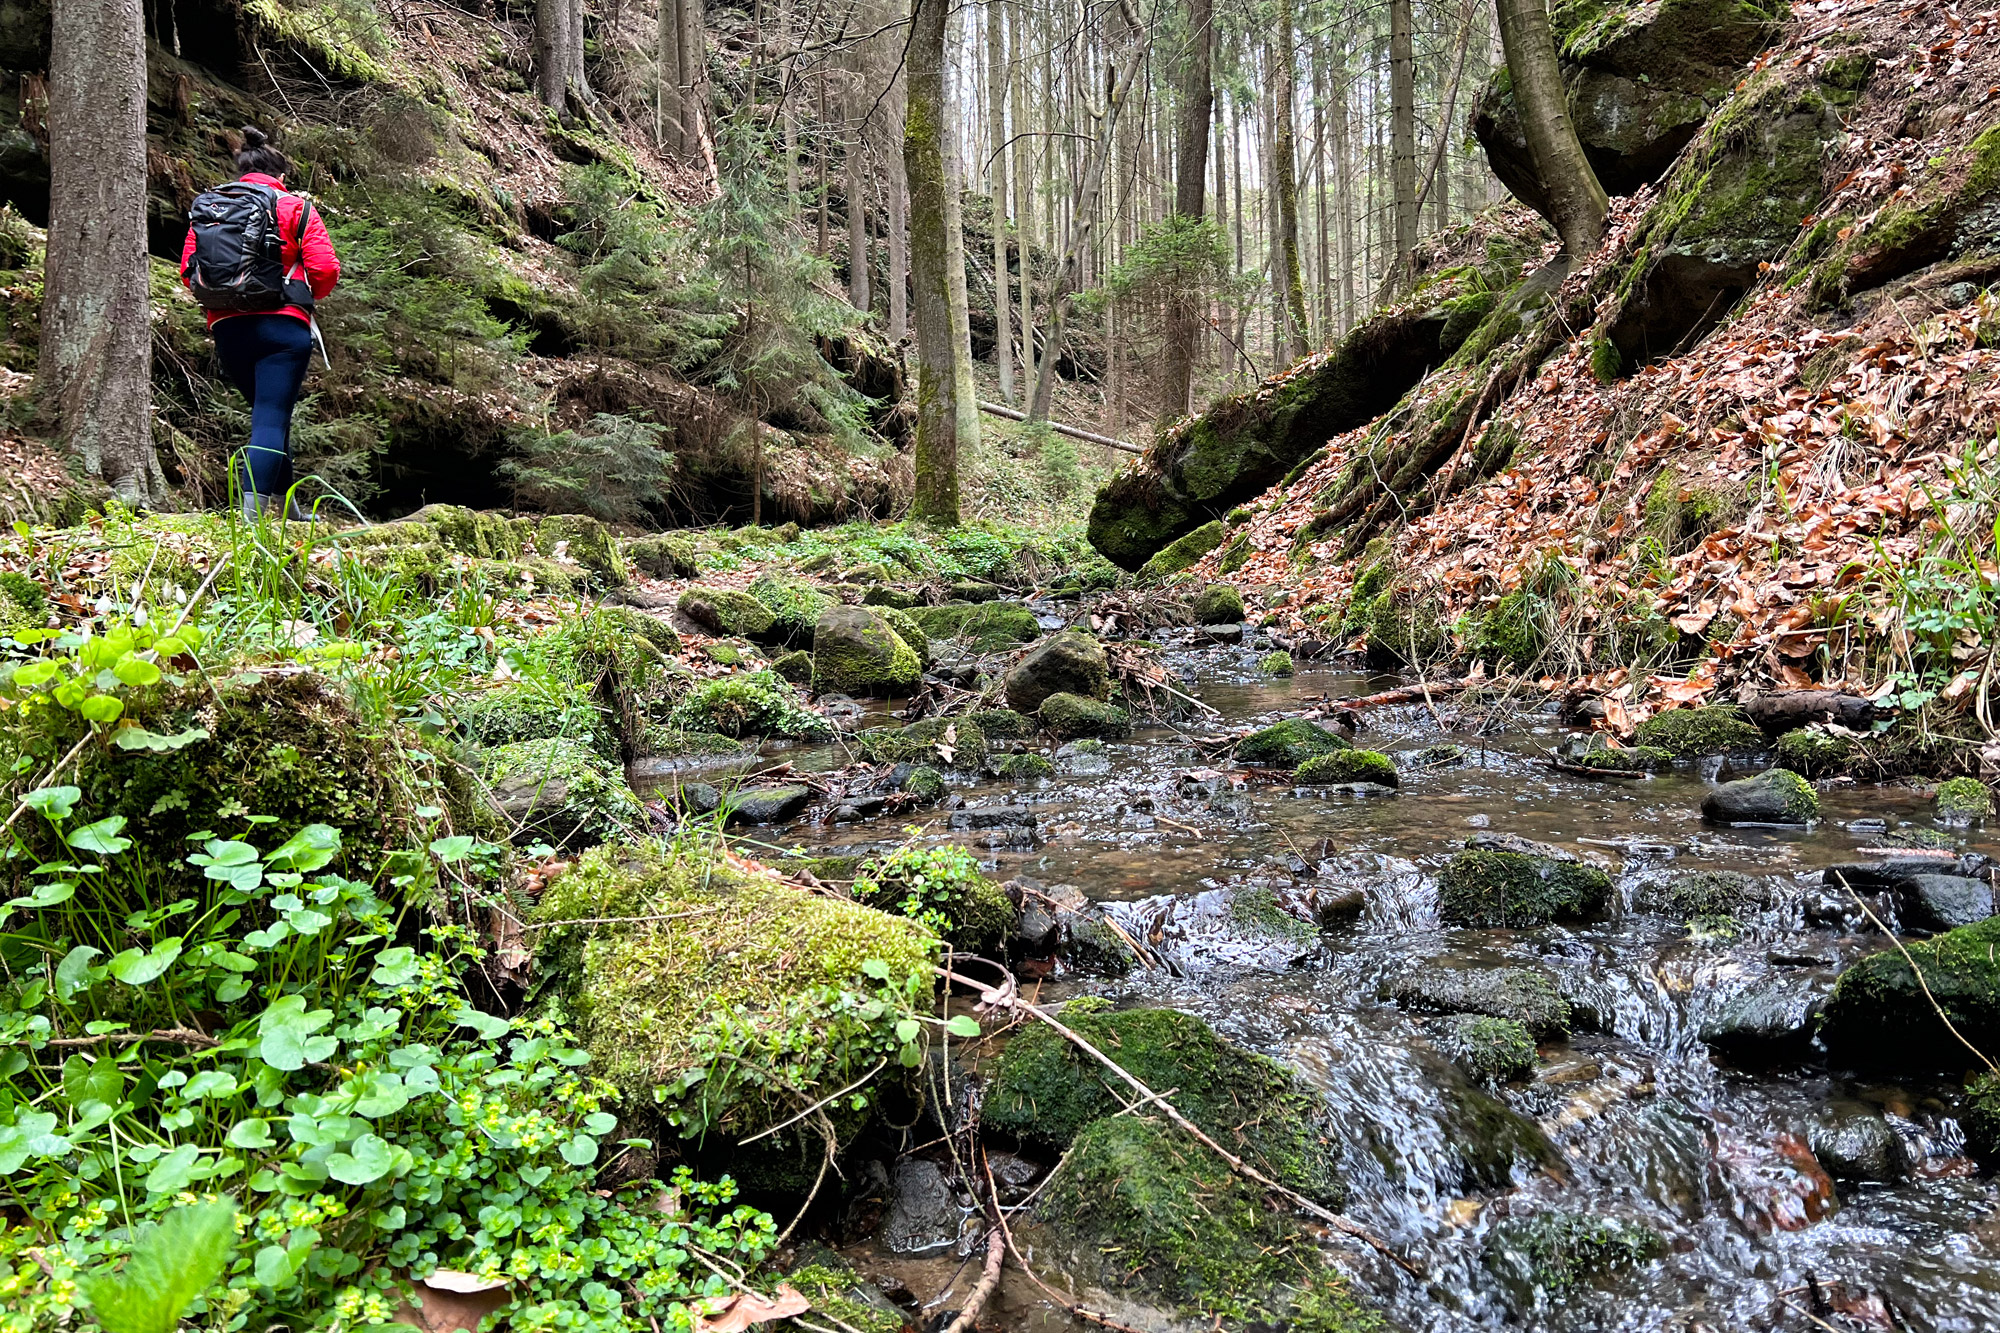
left=656, top=0, right=683, bottom=149
left=1271, top=2, right=1308, bottom=363
left=537, top=0, right=570, bottom=112
left=887, top=119, right=910, bottom=340
left=1388, top=0, right=1417, bottom=292
left=779, top=0, right=798, bottom=215
left=1494, top=0, right=1607, bottom=255
left=43, top=0, right=160, bottom=504
left=1331, top=48, right=1355, bottom=334
left=847, top=100, right=872, bottom=312
left=906, top=0, right=972, bottom=524
left=988, top=0, right=1014, bottom=403
left=568, top=0, right=594, bottom=105
left=1159, top=0, right=1211, bottom=422
left=816, top=71, right=830, bottom=253
left=1011, top=0, right=1034, bottom=389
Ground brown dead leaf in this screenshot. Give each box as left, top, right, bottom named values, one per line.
left=690, top=1285, right=812, bottom=1332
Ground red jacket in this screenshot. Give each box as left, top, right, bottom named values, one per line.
left=179, top=173, right=340, bottom=326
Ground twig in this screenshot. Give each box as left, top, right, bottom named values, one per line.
left=0, top=733, right=94, bottom=837
left=940, top=1227, right=1006, bottom=1333
left=1546, top=757, right=1652, bottom=781
left=737, top=1059, right=888, bottom=1145
left=43, top=1027, right=218, bottom=1049
left=980, top=1151, right=1155, bottom=1333
left=1778, top=1295, right=1858, bottom=1333
left=519, top=907, right=722, bottom=932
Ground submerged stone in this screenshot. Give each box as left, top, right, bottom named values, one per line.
left=1637, top=869, right=1761, bottom=920
left=721, top=784, right=812, bottom=825
left=1483, top=1210, right=1664, bottom=1306
left=1387, top=965, right=1572, bottom=1039
left=1809, top=1101, right=1908, bottom=1184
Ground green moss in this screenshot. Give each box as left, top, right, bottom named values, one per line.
left=780, top=1265, right=904, bottom=1333
left=1966, top=1071, right=2000, bottom=1170
left=1038, top=692, right=1131, bottom=740
left=1259, top=650, right=1295, bottom=676
left=1227, top=884, right=1318, bottom=943
left=534, top=841, right=937, bottom=1134
left=704, top=642, right=746, bottom=667
left=1589, top=336, right=1623, bottom=384
left=1432, top=1014, right=1538, bottom=1083
left=967, top=707, right=1033, bottom=739
left=1468, top=588, right=1549, bottom=668
left=1236, top=718, right=1350, bottom=767
left=1643, top=470, right=1745, bottom=555
left=1634, top=705, right=1762, bottom=756
left=1365, top=588, right=1446, bottom=665
left=876, top=605, right=931, bottom=663
left=1295, top=749, right=1400, bottom=787
left=769, top=650, right=814, bottom=685
left=623, top=532, right=700, bottom=579
left=637, top=728, right=749, bottom=759
left=901, top=765, right=947, bottom=802
left=1440, top=290, right=1500, bottom=355
left=859, top=585, right=922, bottom=610
left=1139, top=520, right=1226, bottom=581
left=1774, top=726, right=1854, bottom=777
left=909, top=601, right=1042, bottom=652
left=1821, top=915, right=2000, bottom=1071
left=1190, top=583, right=1245, bottom=623
left=1575, top=744, right=1673, bottom=772
left=995, top=752, right=1055, bottom=781
left=480, top=737, right=643, bottom=847
left=811, top=607, right=921, bottom=697
left=1484, top=1211, right=1664, bottom=1300
left=457, top=680, right=615, bottom=760
left=1391, top=966, right=1572, bottom=1038
left=854, top=717, right=989, bottom=768
left=985, top=1000, right=1339, bottom=1202
left=537, top=514, right=627, bottom=585
left=1437, top=850, right=1613, bottom=928
left=1216, top=535, right=1252, bottom=575
left=748, top=574, right=835, bottom=645
left=665, top=670, right=830, bottom=740
left=677, top=586, right=777, bottom=639
left=853, top=843, right=1015, bottom=951
left=1640, top=870, right=1757, bottom=919
left=1936, top=776, right=1993, bottom=825
left=0, top=570, right=48, bottom=626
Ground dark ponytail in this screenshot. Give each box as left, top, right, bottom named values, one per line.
left=234, top=126, right=292, bottom=180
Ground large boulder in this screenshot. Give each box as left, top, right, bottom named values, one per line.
left=811, top=605, right=921, bottom=697
left=1235, top=718, right=1350, bottom=767
left=1002, top=630, right=1110, bottom=714
left=1472, top=0, right=1787, bottom=223
left=480, top=737, right=644, bottom=848
left=1701, top=768, right=1819, bottom=825
left=1820, top=916, right=2000, bottom=1072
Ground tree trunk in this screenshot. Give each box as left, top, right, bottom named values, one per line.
left=1494, top=0, right=1608, bottom=255
left=567, top=0, right=593, bottom=105
left=887, top=125, right=910, bottom=340
left=1271, top=2, right=1308, bottom=363
left=847, top=102, right=872, bottom=312
left=816, top=71, right=830, bottom=253
left=43, top=0, right=160, bottom=504
left=905, top=0, right=972, bottom=524
left=1159, top=0, right=1211, bottom=422
left=656, top=0, right=683, bottom=149
left=1388, top=0, right=1418, bottom=293
left=988, top=0, right=1014, bottom=403
left=1011, top=0, right=1034, bottom=390
left=1331, top=50, right=1355, bottom=334
left=537, top=0, right=570, bottom=112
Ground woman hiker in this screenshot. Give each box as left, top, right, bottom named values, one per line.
left=180, top=126, right=341, bottom=519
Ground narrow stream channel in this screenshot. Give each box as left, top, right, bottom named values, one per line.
left=639, top=629, right=2000, bottom=1332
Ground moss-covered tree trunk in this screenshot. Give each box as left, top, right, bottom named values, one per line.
left=1160, top=0, right=1212, bottom=422
left=1494, top=0, right=1607, bottom=255
left=42, top=0, right=161, bottom=506
left=1271, top=0, right=1309, bottom=363
left=905, top=0, right=967, bottom=524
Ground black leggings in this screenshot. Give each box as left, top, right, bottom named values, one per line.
left=213, top=313, right=312, bottom=497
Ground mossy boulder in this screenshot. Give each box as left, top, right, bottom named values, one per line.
left=1483, top=1211, right=1665, bottom=1305
left=1773, top=725, right=1853, bottom=777
left=860, top=585, right=922, bottom=610
left=665, top=670, right=831, bottom=740
left=1637, top=869, right=1759, bottom=920
left=1389, top=965, right=1572, bottom=1039
left=1002, top=630, right=1111, bottom=714
left=636, top=728, right=749, bottom=760
left=854, top=717, right=989, bottom=769
left=900, top=765, right=947, bottom=803
left=1190, top=582, right=1245, bottom=623
left=456, top=680, right=617, bottom=761
left=1259, top=650, right=1295, bottom=676
left=1634, top=705, right=1762, bottom=756
left=532, top=841, right=938, bottom=1139
left=749, top=574, right=836, bottom=646
left=811, top=605, right=922, bottom=697
left=875, top=605, right=931, bottom=664
left=480, top=737, right=643, bottom=849
left=984, top=999, right=1340, bottom=1203
left=1138, top=521, right=1225, bottom=581
left=1437, top=849, right=1613, bottom=928
left=339, top=505, right=627, bottom=591
left=1236, top=718, right=1350, bottom=767
left=1575, top=744, right=1673, bottom=772
left=1295, top=749, right=1399, bottom=788
left=677, top=585, right=776, bottom=640
left=1820, top=916, right=2000, bottom=1072
left=994, top=752, right=1054, bottom=781
left=1038, top=692, right=1130, bottom=740
left=1936, top=777, right=1993, bottom=827
left=623, top=532, right=700, bottom=580
left=1701, top=768, right=1819, bottom=825
left=910, top=601, right=1042, bottom=653
left=769, top=649, right=814, bottom=685
left=852, top=844, right=1015, bottom=952
left=967, top=707, right=1033, bottom=739
left=1431, top=1014, right=1539, bottom=1083
left=1364, top=589, right=1446, bottom=667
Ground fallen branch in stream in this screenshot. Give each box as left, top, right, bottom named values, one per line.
left=1545, top=757, right=1653, bottom=781
left=944, top=956, right=1421, bottom=1277
left=1324, top=680, right=1472, bottom=710
left=940, top=1227, right=1006, bottom=1333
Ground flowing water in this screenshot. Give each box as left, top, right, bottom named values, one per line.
left=637, top=630, right=2000, bottom=1332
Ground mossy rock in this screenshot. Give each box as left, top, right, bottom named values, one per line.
left=1575, top=744, right=1673, bottom=772
left=1190, top=582, right=1245, bottom=623
left=853, top=844, right=1015, bottom=952
left=967, top=707, right=1033, bottom=740
left=1634, top=705, right=1762, bottom=756
left=678, top=585, right=776, bottom=640
left=1701, top=768, right=1819, bottom=825
left=480, top=737, right=643, bottom=849
left=875, top=605, right=931, bottom=664
left=854, top=717, right=989, bottom=769
left=1236, top=718, right=1350, bottom=767
left=1966, top=1071, right=2000, bottom=1170
left=811, top=605, right=921, bottom=698
left=948, top=580, right=1003, bottom=602
left=898, top=766, right=947, bottom=804
left=984, top=1000, right=1340, bottom=1204
left=1138, top=520, right=1226, bottom=581
left=1467, top=588, right=1549, bottom=669
left=994, top=752, right=1054, bottom=781
left=623, top=531, right=700, bottom=580
left=1644, top=468, right=1746, bottom=556
left=1771, top=726, right=1853, bottom=777
left=860, top=585, right=922, bottom=611
left=340, top=505, right=625, bottom=589
left=911, top=601, right=1042, bottom=653
left=1437, top=850, right=1613, bottom=928
left=769, top=649, right=814, bottom=685
left=749, top=574, right=836, bottom=646
left=1038, top=692, right=1131, bottom=740
left=779, top=1263, right=906, bottom=1333
left=537, top=514, right=627, bottom=585
left=1431, top=1014, right=1539, bottom=1083
left=1002, top=630, right=1111, bottom=714
left=1638, top=870, right=1758, bottom=920
left=456, top=680, right=616, bottom=761
left=532, top=841, right=938, bottom=1138
left=1295, top=749, right=1399, bottom=787
left=1483, top=1211, right=1664, bottom=1304
left=1038, top=1117, right=1379, bottom=1331
left=636, top=728, right=749, bottom=760
left=1936, top=776, right=1993, bottom=827
left=1259, top=650, right=1295, bottom=677
left=70, top=671, right=421, bottom=876
left=1365, top=589, right=1447, bottom=667
left=1389, top=966, right=1572, bottom=1039
left=1821, top=915, right=2000, bottom=1072
left=665, top=670, right=830, bottom=740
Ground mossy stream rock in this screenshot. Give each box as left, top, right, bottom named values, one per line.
left=811, top=605, right=921, bottom=697
left=480, top=736, right=643, bottom=848
left=1483, top=1210, right=1665, bottom=1307
left=338, top=505, right=627, bottom=591
left=1936, top=777, right=1994, bottom=827
left=1236, top=718, right=1350, bottom=767
left=1437, top=849, right=1613, bottom=928
left=1820, top=916, right=2000, bottom=1072
left=854, top=717, right=990, bottom=769
left=1701, top=768, right=1819, bottom=825
left=910, top=601, right=1043, bottom=653
left=1295, top=749, right=1399, bottom=788
left=1634, top=705, right=1763, bottom=756
left=1387, top=965, right=1573, bottom=1038
left=1190, top=582, right=1245, bottom=623
left=677, top=585, right=776, bottom=640
left=1038, top=692, right=1130, bottom=740
left=1471, top=0, right=1786, bottom=224
left=967, top=707, right=1034, bottom=739
left=1002, top=630, right=1111, bottom=714
left=1431, top=1014, right=1539, bottom=1083
left=531, top=841, right=938, bottom=1142
left=666, top=670, right=830, bottom=740
left=456, top=680, right=617, bottom=760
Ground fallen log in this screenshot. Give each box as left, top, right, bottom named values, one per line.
left=979, top=400, right=1143, bottom=454
left=1547, top=757, right=1652, bottom=781
left=1743, top=690, right=1874, bottom=733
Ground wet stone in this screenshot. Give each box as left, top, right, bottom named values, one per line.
left=1698, top=973, right=1832, bottom=1064
left=723, top=785, right=813, bottom=825
left=1387, top=965, right=1572, bottom=1039
left=882, top=1159, right=962, bottom=1255
left=1810, top=1100, right=1909, bottom=1184
left=1896, top=874, right=1994, bottom=933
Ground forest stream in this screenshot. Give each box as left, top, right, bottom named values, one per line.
left=631, top=618, right=2000, bottom=1333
